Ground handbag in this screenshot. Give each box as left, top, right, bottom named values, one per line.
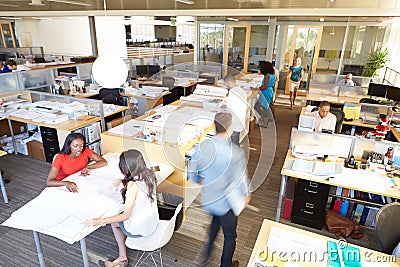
left=324, top=209, right=363, bottom=239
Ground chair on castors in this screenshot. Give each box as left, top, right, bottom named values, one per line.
left=99, top=88, right=122, bottom=105
left=374, top=202, right=400, bottom=254
left=161, top=76, right=176, bottom=90
left=125, top=203, right=182, bottom=267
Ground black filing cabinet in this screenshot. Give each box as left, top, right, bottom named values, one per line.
left=40, top=126, right=60, bottom=163
left=291, top=179, right=329, bottom=229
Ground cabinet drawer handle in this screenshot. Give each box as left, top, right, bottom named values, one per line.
left=305, top=203, right=314, bottom=208
left=309, top=182, right=318, bottom=188
left=305, top=189, right=318, bottom=194
left=303, top=210, right=314, bottom=214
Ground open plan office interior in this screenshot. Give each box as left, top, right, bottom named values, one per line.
left=1, top=1, right=400, bottom=266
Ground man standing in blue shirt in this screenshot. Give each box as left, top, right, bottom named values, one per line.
left=188, top=112, right=251, bottom=267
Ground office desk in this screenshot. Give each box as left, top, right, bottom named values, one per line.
left=103, top=105, right=129, bottom=118
left=248, top=219, right=400, bottom=267
left=1, top=153, right=174, bottom=267
left=70, top=92, right=99, bottom=99
left=277, top=150, right=400, bottom=222
left=101, top=100, right=216, bottom=209
left=140, top=79, right=207, bottom=96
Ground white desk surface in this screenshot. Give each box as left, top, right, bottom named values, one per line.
left=1, top=153, right=174, bottom=244
left=282, top=150, right=400, bottom=199
left=248, top=219, right=400, bottom=267
left=306, top=93, right=362, bottom=104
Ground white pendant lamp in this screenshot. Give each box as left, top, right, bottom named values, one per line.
left=91, top=0, right=127, bottom=88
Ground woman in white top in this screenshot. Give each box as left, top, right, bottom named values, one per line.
left=85, top=149, right=159, bottom=267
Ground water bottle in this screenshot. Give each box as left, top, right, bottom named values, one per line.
left=351, top=126, right=356, bottom=136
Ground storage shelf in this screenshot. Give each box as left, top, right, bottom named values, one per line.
left=328, top=194, right=385, bottom=207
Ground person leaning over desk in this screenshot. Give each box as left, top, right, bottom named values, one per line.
left=46, top=132, right=107, bottom=192
left=311, top=101, right=337, bottom=133
left=85, top=149, right=159, bottom=267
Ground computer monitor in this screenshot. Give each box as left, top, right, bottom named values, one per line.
left=148, top=65, right=160, bottom=77
left=386, top=85, right=400, bottom=102
left=367, top=83, right=387, bottom=98
left=34, top=57, right=46, bottom=63
left=136, top=65, right=149, bottom=78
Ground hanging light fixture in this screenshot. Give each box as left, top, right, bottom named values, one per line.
left=92, top=0, right=128, bottom=88
left=329, top=26, right=335, bottom=36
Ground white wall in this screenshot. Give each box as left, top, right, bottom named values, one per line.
left=94, top=16, right=127, bottom=58
left=15, top=17, right=92, bottom=56
left=15, top=19, right=41, bottom=47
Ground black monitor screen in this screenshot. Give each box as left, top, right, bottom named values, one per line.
left=136, top=65, right=149, bottom=78
left=386, top=85, right=400, bottom=101
left=368, top=83, right=387, bottom=98
left=0, top=54, right=7, bottom=62
left=148, top=65, right=160, bottom=77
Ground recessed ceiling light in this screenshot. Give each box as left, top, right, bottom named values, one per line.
left=227, top=17, right=239, bottom=21
left=329, top=0, right=335, bottom=2
left=0, top=3, right=18, bottom=7
left=319, top=18, right=325, bottom=22
left=175, top=0, right=194, bottom=4
left=0, top=17, right=21, bottom=20
left=47, top=0, right=92, bottom=7
left=29, top=0, right=45, bottom=6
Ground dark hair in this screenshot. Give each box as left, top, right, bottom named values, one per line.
left=260, top=61, right=274, bottom=75
left=119, top=149, right=157, bottom=203
left=214, top=112, right=232, bottom=134
left=59, top=133, right=86, bottom=155
left=319, top=101, right=331, bottom=108
left=6, top=59, right=17, bottom=67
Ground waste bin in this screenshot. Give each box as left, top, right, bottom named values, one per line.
left=157, top=192, right=184, bottom=231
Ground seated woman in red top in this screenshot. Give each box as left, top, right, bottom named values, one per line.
left=46, top=132, right=107, bottom=192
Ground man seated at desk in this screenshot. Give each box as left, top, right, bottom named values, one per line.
left=337, top=73, right=355, bottom=86
left=312, top=101, right=337, bottom=133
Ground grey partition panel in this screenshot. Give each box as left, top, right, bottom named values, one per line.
left=0, top=72, right=19, bottom=94
left=360, top=103, right=391, bottom=117
left=290, top=128, right=353, bottom=158
left=19, top=68, right=54, bottom=92
left=352, top=138, right=400, bottom=161
left=338, top=86, right=368, bottom=97
left=312, top=74, right=337, bottom=84
left=77, top=63, right=93, bottom=80
left=308, top=83, right=340, bottom=96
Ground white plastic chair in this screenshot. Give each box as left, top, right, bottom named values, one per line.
left=125, top=203, right=182, bottom=267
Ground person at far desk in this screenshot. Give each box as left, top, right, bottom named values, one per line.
left=46, top=133, right=107, bottom=192
left=223, top=74, right=248, bottom=145
left=6, top=59, right=31, bottom=71
left=85, top=149, right=159, bottom=267
left=312, top=101, right=336, bottom=133
left=337, top=73, right=355, bottom=86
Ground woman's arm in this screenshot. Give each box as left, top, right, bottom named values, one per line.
left=47, top=166, right=78, bottom=192
left=81, top=152, right=108, bottom=176
left=300, top=69, right=304, bottom=82
left=85, top=181, right=139, bottom=226
left=284, top=69, right=291, bottom=80
left=258, top=75, right=270, bottom=90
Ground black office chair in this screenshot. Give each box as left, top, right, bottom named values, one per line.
left=162, top=76, right=176, bottom=90
left=311, top=107, right=344, bottom=133
left=99, top=88, right=122, bottom=105
left=359, top=98, right=380, bottom=104
left=330, top=108, right=345, bottom=133
left=375, top=202, right=400, bottom=254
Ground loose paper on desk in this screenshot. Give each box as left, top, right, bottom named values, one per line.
left=267, top=226, right=327, bottom=266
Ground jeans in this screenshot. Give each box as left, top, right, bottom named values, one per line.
left=204, top=210, right=237, bottom=267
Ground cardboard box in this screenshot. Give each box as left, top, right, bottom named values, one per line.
left=0, top=120, right=27, bottom=136
left=27, top=140, right=46, bottom=161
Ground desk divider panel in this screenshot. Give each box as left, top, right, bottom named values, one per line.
left=18, top=68, right=55, bottom=92
left=290, top=128, right=353, bottom=158
left=0, top=72, right=20, bottom=94
left=291, top=127, right=400, bottom=162
left=29, top=91, right=106, bottom=131
left=308, top=83, right=340, bottom=96
left=338, top=85, right=368, bottom=97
